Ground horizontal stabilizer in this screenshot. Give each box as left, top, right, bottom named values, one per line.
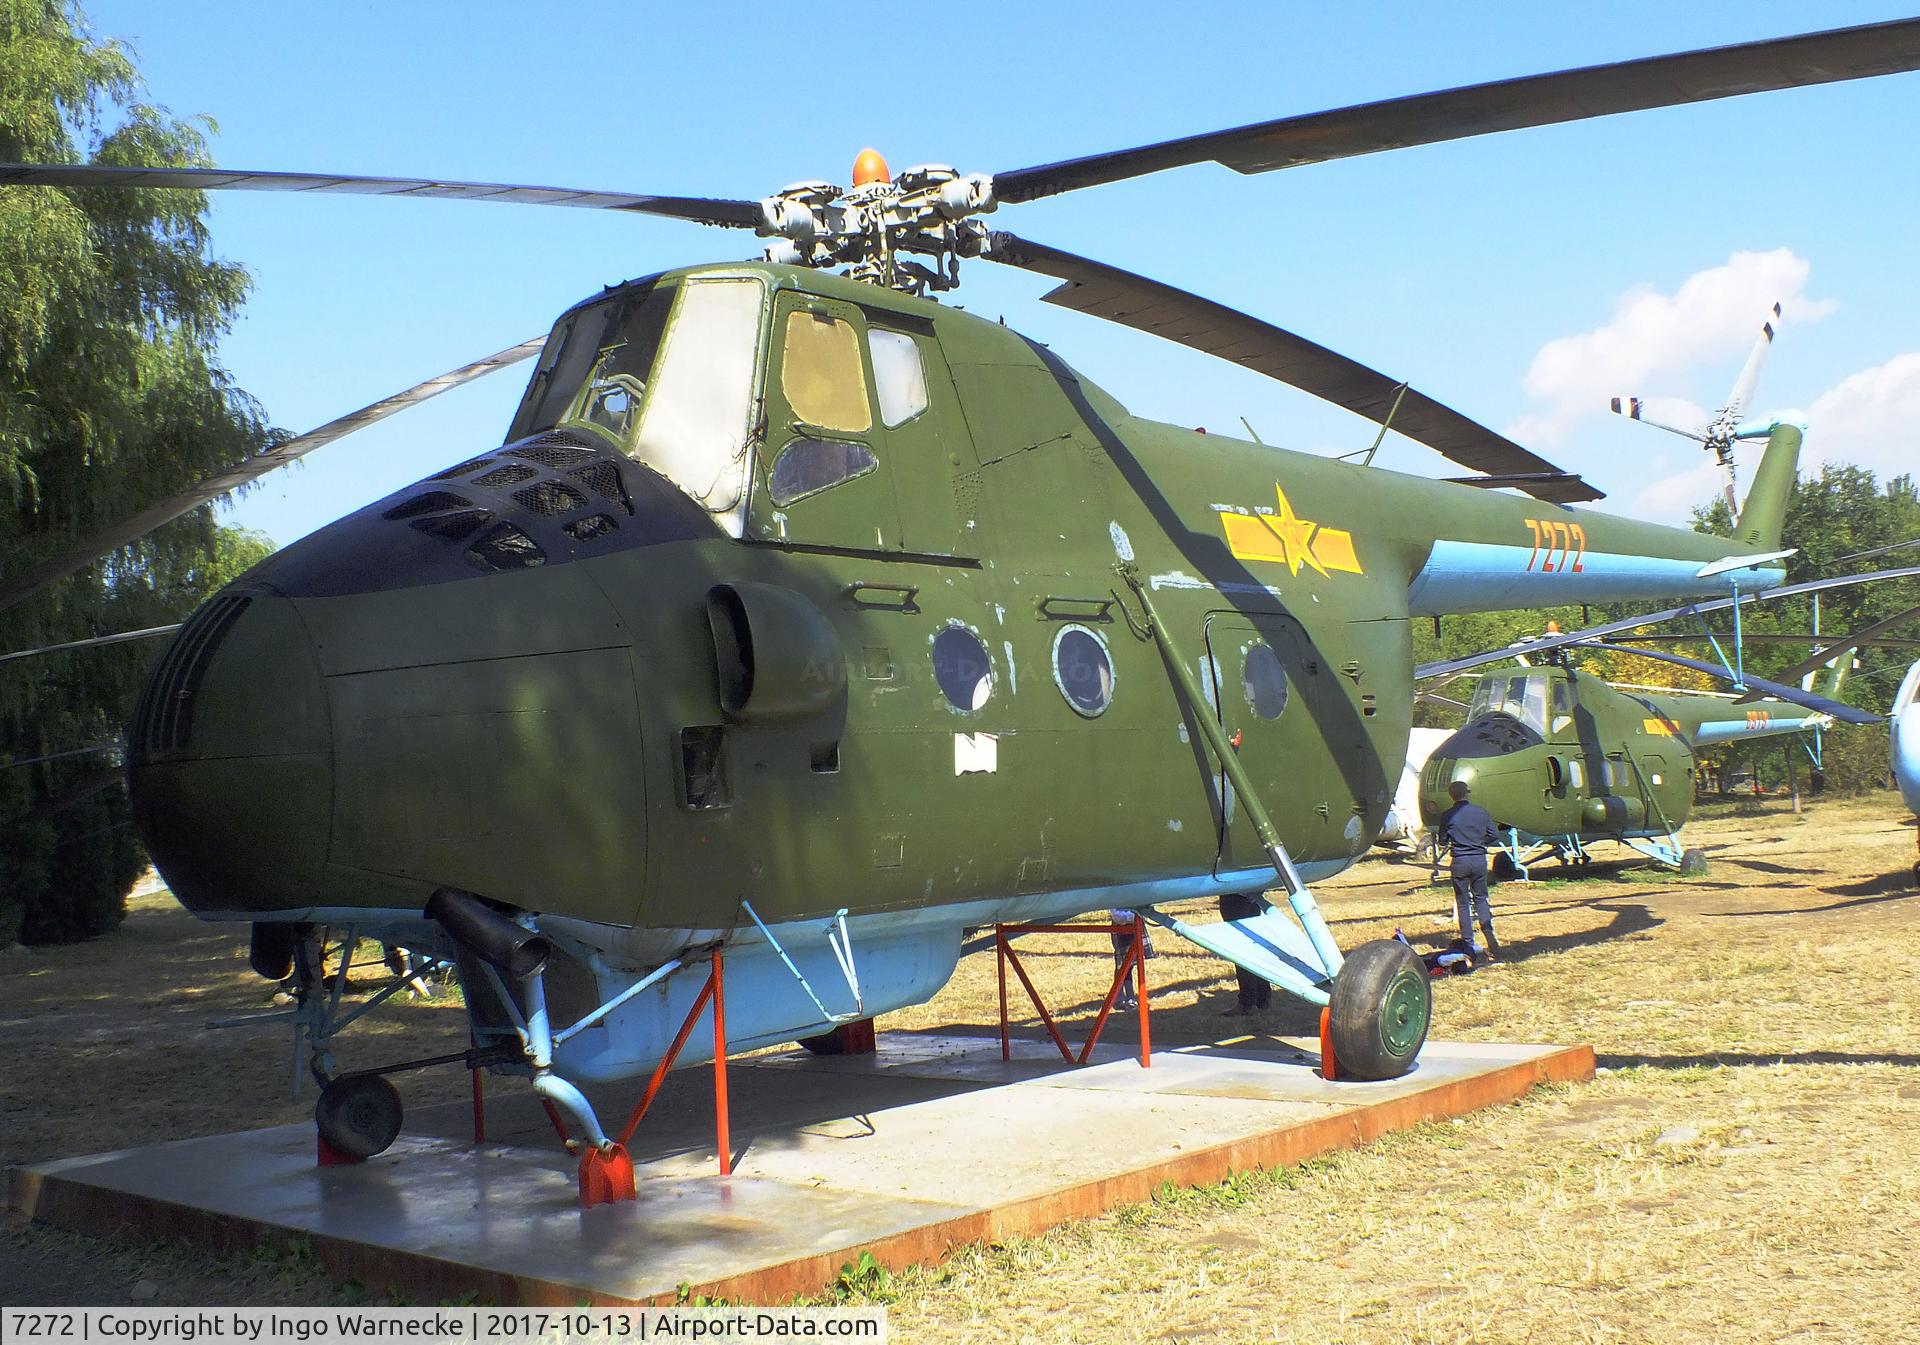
left=1696, top=549, right=1795, bottom=578
left=1137, top=905, right=1332, bottom=1003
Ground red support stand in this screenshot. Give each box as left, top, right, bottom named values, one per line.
left=317, top=1135, right=362, bottom=1166
left=826, top=1019, right=877, bottom=1054
left=994, top=915, right=1152, bottom=1068
left=574, top=949, right=734, bottom=1208
left=711, top=950, right=731, bottom=1178
left=1318, top=1006, right=1339, bottom=1081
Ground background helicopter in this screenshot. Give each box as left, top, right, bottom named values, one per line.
left=5, top=17, right=1920, bottom=1200
left=1416, top=654, right=1866, bottom=876
left=1896, top=660, right=1920, bottom=882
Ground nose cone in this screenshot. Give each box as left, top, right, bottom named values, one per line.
left=1417, top=715, right=1545, bottom=826
left=1895, top=705, right=1920, bottom=814
left=128, top=589, right=332, bottom=917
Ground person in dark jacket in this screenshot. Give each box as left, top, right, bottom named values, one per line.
left=1438, top=780, right=1502, bottom=960
left=1216, top=891, right=1272, bottom=1015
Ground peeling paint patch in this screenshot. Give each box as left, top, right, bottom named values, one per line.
left=1167, top=819, right=1183, bottom=832
left=1109, top=520, right=1135, bottom=561
left=1003, top=640, right=1018, bottom=695
left=1149, top=571, right=1285, bottom=598
left=1177, top=722, right=1189, bottom=744
left=955, top=732, right=999, bottom=774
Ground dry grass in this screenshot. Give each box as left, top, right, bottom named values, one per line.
left=5, top=792, right=1919, bottom=1338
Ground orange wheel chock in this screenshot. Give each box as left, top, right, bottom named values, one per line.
left=579, top=1143, right=637, bottom=1208
left=1318, top=1005, right=1338, bottom=1081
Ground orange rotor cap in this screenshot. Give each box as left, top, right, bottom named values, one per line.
left=852, top=148, right=891, bottom=186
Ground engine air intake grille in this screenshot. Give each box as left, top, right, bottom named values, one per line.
left=383, top=491, right=472, bottom=520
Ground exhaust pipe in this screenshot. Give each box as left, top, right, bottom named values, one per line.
left=426, top=887, right=552, bottom=980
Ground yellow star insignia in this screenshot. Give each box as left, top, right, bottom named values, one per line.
left=1263, top=485, right=1326, bottom=577
left=1219, top=484, right=1364, bottom=576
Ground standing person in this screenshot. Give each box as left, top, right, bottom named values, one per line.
left=1438, top=780, right=1502, bottom=962
left=1216, top=891, right=1272, bottom=1016
left=1107, top=908, right=1153, bottom=1011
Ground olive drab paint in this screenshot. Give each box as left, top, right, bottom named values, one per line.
left=126, top=260, right=1799, bottom=1026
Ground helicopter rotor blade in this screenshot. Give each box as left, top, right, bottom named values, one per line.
left=1723, top=302, right=1783, bottom=428
left=0, top=624, right=182, bottom=667
left=0, top=164, right=761, bottom=227
left=991, top=17, right=1920, bottom=203
left=1414, top=564, right=1920, bottom=680
left=1574, top=641, right=1881, bottom=724
left=1745, top=603, right=1920, bottom=693
left=982, top=231, right=1601, bottom=503
left=0, top=336, right=546, bottom=617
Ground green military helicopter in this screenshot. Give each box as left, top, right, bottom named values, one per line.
left=6, top=18, right=1920, bottom=1195
left=1416, top=655, right=1867, bottom=876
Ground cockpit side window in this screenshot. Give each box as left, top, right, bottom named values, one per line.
left=781, top=311, right=872, bottom=433
left=509, top=285, right=673, bottom=443
left=631, top=277, right=766, bottom=524
left=869, top=328, right=929, bottom=427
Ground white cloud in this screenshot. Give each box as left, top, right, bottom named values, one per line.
left=1804, top=352, right=1920, bottom=481
left=1630, top=457, right=1730, bottom=524
left=1625, top=352, right=1920, bottom=521
left=1508, top=249, right=1836, bottom=447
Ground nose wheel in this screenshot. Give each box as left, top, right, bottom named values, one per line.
left=1327, top=939, right=1432, bottom=1080
left=316, top=1074, right=404, bottom=1160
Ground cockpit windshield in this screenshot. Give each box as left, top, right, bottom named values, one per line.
left=509, top=275, right=766, bottom=533
left=1469, top=671, right=1551, bottom=736
left=511, top=285, right=673, bottom=442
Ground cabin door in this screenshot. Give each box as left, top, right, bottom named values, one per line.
left=1203, top=612, right=1360, bottom=876
left=752, top=293, right=902, bottom=552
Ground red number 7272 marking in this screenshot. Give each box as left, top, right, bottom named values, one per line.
left=1526, top=519, right=1585, bottom=573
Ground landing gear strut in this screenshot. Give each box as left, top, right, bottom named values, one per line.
left=1328, top=940, right=1431, bottom=1080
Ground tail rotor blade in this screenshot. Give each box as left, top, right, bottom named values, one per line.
left=1724, top=302, right=1783, bottom=425
left=1609, top=396, right=1707, bottom=441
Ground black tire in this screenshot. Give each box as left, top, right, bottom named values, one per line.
left=315, top=1074, right=403, bottom=1159
left=1911, top=860, right=1920, bottom=889
left=1329, top=939, right=1432, bottom=1081
left=1491, top=852, right=1519, bottom=882
left=797, top=1031, right=845, bottom=1056
left=249, top=922, right=298, bottom=981
left=1678, top=848, right=1709, bottom=876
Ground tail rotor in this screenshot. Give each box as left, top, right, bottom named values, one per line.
left=1610, top=300, right=1783, bottom=518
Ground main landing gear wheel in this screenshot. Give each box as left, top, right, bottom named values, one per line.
left=1328, top=939, right=1432, bottom=1081
left=315, top=1074, right=403, bottom=1159
left=1678, top=848, right=1709, bottom=876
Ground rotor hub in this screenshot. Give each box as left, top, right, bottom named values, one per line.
left=756, top=156, right=997, bottom=295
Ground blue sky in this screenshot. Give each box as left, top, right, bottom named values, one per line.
left=76, top=0, right=1920, bottom=544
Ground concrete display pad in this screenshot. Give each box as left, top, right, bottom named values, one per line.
left=9, top=1033, right=1592, bottom=1305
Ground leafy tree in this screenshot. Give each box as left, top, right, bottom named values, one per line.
left=1, top=1, right=280, bottom=945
